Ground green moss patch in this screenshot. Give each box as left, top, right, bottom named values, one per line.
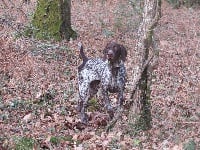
left=31, top=0, right=61, bottom=40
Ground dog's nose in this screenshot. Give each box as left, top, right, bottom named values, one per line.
left=107, top=50, right=114, bottom=58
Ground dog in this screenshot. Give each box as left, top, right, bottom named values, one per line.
left=77, top=41, right=127, bottom=124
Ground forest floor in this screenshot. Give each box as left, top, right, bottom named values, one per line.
left=0, top=0, right=199, bottom=149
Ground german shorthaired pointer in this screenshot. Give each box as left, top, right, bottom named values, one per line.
left=77, top=42, right=127, bottom=124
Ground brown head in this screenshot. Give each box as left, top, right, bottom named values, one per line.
left=103, top=42, right=127, bottom=63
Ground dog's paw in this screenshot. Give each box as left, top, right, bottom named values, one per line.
left=106, top=105, right=114, bottom=119
left=81, top=113, right=89, bottom=125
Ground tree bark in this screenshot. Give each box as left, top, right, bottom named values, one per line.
left=59, top=0, right=77, bottom=40
left=128, top=0, right=161, bottom=130
left=30, top=0, right=76, bottom=41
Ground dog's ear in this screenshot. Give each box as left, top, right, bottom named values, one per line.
left=103, top=43, right=109, bottom=61
left=120, top=45, right=127, bottom=62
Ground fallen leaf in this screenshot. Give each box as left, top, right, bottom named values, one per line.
left=22, top=113, right=32, bottom=123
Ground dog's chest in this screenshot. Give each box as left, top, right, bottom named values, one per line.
left=108, top=67, right=121, bottom=93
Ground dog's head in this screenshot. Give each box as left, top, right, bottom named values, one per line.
left=103, top=42, right=127, bottom=63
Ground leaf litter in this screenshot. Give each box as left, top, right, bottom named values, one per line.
left=0, top=0, right=199, bottom=149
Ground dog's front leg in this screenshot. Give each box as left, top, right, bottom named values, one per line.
left=102, top=88, right=114, bottom=119
left=117, top=89, right=124, bottom=107
left=80, top=99, right=89, bottom=124
left=78, top=93, right=89, bottom=124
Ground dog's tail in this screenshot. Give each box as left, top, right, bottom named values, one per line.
left=78, top=42, right=88, bottom=62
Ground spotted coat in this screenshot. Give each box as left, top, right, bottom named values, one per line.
left=77, top=42, right=127, bottom=124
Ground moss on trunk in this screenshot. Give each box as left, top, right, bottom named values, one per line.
left=136, top=66, right=152, bottom=130
left=29, top=0, right=76, bottom=41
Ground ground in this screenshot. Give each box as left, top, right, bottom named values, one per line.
left=0, top=0, right=199, bottom=149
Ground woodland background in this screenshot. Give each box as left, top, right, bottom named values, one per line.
left=0, top=0, right=199, bottom=149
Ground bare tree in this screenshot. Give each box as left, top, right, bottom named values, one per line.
left=128, top=0, right=161, bottom=130
left=106, top=0, right=161, bottom=132
left=30, top=0, right=76, bottom=41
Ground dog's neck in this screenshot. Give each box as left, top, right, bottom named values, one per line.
left=106, top=60, right=123, bottom=77
left=108, top=60, right=123, bottom=68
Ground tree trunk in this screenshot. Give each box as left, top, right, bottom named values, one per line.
left=128, top=0, right=161, bottom=131
left=30, top=0, right=76, bottom=41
